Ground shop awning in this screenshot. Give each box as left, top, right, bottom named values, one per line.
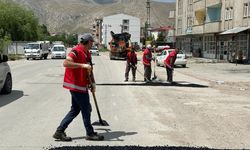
left=220, top=26, right=250, bottom=35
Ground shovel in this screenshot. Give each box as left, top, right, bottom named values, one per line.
left=152, top=47, right=158, bottom=80
left=88, top=71, right=109, bottom=126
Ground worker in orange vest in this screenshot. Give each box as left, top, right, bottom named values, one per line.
left=124, top=45, right=137, bottom=82
left=164, top=48, right=180, bottom=83
left=53, top=33, right=104, bottom=141
left=142, top=44, right=154, bottom=81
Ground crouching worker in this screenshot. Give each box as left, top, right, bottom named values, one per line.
left=124, top=45, right=138, bottom=82
left=53, top=33, right=104, bottom=141
left=164, top=48, right=179, bottom=83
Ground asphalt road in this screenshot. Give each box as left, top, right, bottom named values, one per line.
left=0, top=52, right=250, bottom=150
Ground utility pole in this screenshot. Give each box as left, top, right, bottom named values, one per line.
left=146, top=0, right=151, bottom=28
left=146, top=0, right=151, bottom=41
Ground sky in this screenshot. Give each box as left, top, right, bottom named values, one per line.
left=153, top=0, right=176, bottom=2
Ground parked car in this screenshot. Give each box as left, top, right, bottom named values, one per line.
left=156, top=49, right=187, bottom=67
left=51, top=45, right=67, bottom=59
left=89, top=47, right=99, bottom=56
left=0, top=54, right=12, bottom=94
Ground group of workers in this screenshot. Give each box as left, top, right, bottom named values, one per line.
left=125, top=43, right=179, bottom=83
left=52, top=33, right=179, bottom=142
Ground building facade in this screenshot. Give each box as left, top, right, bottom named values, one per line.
left=176, top=0, right=250, bottom=63
left=101, top=13, right=140, bottom=49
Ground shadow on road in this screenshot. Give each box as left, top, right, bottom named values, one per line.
left=70, top=128, right=137, bottom=142
left=0, top=90, right=24, bottom=107
left=97, top=81, right=208, bottom=88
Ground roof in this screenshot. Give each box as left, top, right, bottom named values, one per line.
left=149, top=26, right=175, bottom=32
left=220, top=26, right=250, bottom=35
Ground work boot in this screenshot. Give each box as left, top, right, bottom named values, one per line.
left=124, top=79, right=128, bottom=82
left=132, top=77, right=136, bottom=82
left=53, top=130, right=72, bottom=141
left=86, top=132, right=104, bottom=141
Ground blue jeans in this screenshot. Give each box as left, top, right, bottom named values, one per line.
left=57, top=90, right=94, bottom=135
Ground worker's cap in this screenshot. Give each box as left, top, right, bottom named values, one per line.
left=80, top=33, right=94, bottom=42
left=146, top=44, right=152, bottom=49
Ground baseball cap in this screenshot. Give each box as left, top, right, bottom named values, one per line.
left=146, top=44, right=152, bottom=49
left=80, top=33, right=94, bottom=42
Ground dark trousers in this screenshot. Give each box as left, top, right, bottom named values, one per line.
left=144, top=65, right=152, bottom=81
left=166, top=67, right=173, bottom=82
left=125, top=63, right=136, bottom=80
left=57, top=90, right=94, bottom=135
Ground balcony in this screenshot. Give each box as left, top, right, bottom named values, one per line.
left=192, top=25, right=204, bottom=34
left=206, top=0, right=222, bottom=8
left=204, top=21, right=221, bottom=33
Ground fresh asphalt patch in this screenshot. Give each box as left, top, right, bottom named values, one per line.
left=46, top=146, right=216, bottom=150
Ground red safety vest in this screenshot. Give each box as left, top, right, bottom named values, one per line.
left=63, top=44, right=91, bottom=93
left=127, top=51, right=137, bottom=65
left=164, top=50, right=177, bottom=68
left=142, top=48, right=152, bottom=66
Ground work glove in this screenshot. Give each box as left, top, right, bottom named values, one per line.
left=89, top=83, right=96, bottom=93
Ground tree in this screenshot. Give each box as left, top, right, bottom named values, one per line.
left=156, top=32, right=165, bottom=46
left=0, top=0, right=40, bottom=41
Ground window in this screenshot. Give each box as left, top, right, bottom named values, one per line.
left=177, top=19, right=182, bottom=34
left=187, top=16, right=193, bottom=27
left=243, top=3, right=248, bottom=17
left=178, top=0, right=183, bottom=15
left=225, top=7, right=233, bottom=20
left=229, top=7, right=233, bottom=19
left=204, top=36, right=216, bottom=54
left=123, top=26, right=129, bottom=31
left=123, top=19, right=129, bottom=24
left=225, top=8, right=229, bottom=20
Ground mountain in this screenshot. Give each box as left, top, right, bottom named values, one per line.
left=12, top=0, right=175, bottom=33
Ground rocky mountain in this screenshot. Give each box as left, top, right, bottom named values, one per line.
left=12, top=0, right=175, bottom=33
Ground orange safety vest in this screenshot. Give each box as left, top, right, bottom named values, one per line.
left=164, top=50, right=177, bottom=68
left=63, top=44, right=91, bottom=93
left=142, top=48, right=152, bottom=66
left=127, top=51, right=137, bottom=65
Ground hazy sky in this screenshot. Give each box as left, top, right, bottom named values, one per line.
left=153, top=0, right=176, bottom=2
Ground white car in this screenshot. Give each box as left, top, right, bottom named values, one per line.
left=89, top=47, right=99, bottom=56
left=51, top=45, right=67, bottom=59
left=156, top=49, right=187, bottom=67
left=0, top=54, right=12, bottom=94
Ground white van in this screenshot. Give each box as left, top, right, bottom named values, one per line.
left=0, top=54, right=12, bottom=94
left=51, top=44, right=66, bottom=59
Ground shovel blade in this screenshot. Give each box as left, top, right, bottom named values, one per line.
left=92, top=120, right=109, bottom=126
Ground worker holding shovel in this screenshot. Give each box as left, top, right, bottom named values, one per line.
left=142, top=44, right=154, bottom=81
left=164, top=48, right=179, bottom=83
left=53, top=33, right=104, bottom=141
left=124, top=44, right=138, bottom=82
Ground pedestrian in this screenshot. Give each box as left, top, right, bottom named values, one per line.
left=53, top=33, right=104, bottom=141
left=142, top=44, right=153, bottom=81
left=124, top=44, right=137, bottom=82
left=164, top=48, right=180, bottom=83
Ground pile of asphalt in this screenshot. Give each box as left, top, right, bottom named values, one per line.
left=46, top=146, right=215, bottom=150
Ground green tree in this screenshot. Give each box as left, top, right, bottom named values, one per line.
left=66, top=34, right=78, bottom=46
left=156, top=32, right=165, bottom=46
left=0, top=0, right=40, bottom=41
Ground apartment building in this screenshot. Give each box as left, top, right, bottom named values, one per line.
left=176, top=0, right=250, bottom=63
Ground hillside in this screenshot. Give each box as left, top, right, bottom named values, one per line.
left=12, top=0, right=175, bottom=33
